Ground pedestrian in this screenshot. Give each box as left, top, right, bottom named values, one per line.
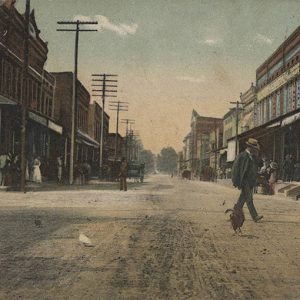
left=57, top=156, right=63, bottom=184
left=32, top=156, right=42, bottom=183
left=268, top=161, right=278, bottom=195
left=119, top=157, right=128, bottom=191
left=0, top=151, right=8, bottom=186
left=289, top=154, right=295, bottom=181
left=82, top=161, right=91, bottom=184
left=294, top=160, right=300, bottom=181
left=282, top=154, right=292, bottom=182
left=231, top=138, right=263, bottom=222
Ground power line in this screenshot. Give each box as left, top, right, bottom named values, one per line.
left=57, top=19, right=98, bottom=184
left=92, top=74, right=118, bottom=177
left=109, top=101, right=129, bottom=160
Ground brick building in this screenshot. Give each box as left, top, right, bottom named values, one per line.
left=238, top=25, right=300, bottom=173
left=88, top=100, right=110, bottom=174
left=0, top=3, right=63, bottom=179
left=189, top=110, right=223, bottom=178
left=51, top=72, right=100, bottom=177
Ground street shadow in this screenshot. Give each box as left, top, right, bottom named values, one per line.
left=21, top=181, right=150, bottom=193
left=240, top=234, right=259, bottom=239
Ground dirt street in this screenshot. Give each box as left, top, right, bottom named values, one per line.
left=0, top=175, right=299, bottom=300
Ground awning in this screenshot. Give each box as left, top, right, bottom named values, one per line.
left=48, top=120, right=63, bottom=135
left=267, top=121, right=281, bottom=128
left=281, top=112, right=300, bottom=127
left=28, top=111, right=47, bottom=126
left=77, top=129, right=100, bottom=148
left=0, top=95, right=17, bottom=105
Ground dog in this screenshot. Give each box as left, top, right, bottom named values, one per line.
left=225, top=204, right=245, bottom=233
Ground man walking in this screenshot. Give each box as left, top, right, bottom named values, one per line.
left=231, top=138, right=263, bottom=222
left=119, top=158, right=128, bottom=191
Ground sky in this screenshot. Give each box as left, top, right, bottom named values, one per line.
left=16, top=0, right=300, bottom=154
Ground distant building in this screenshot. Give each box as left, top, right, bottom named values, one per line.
left=52, top=72, right=100, bottom=178
left=222, top=107, right=243, bottom=164
left=177, top=151, right=184, bottom=175
left=106, top=133, right=124, bottom=161
left=208, top=122, right=224, bottom=177
left=240, top=83, right=257, bottom=132
left=182, top=132, right=192, bottom=171
left=189, top=110, right=222, bottom=178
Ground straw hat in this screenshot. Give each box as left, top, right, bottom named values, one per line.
left=245, top=138, right=260, bottom=150
left=270, top=162, right=278, bottom=169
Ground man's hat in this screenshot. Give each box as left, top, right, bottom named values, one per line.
left=270, top=162, right=278, bottom=169
left=245, top=138, right=260, bottom=150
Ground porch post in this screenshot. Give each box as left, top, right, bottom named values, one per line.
left=273, top=132, right=276, bottom=161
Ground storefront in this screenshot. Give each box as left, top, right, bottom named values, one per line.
left=238, top=108, right=300, bottom=178
left=0, top=96, right=20, bottom=155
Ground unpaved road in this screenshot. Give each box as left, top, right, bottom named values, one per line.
left=0, top=175, right=299, bottom=299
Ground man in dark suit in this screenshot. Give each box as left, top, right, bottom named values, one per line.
left=231, top=138, right=263, bottom=222
left=119, top=158, right=128, bottom=191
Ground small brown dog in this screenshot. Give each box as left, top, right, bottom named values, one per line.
left=225, top=204, right=245, bottom=233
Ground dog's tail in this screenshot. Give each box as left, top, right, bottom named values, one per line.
left=225, top=208, right=233, bottom=214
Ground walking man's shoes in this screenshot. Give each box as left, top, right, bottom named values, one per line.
left=254, top=215, right=263, bottom=222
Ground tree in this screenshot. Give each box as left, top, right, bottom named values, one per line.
left=157, top=147, right=178, bottom=173
left=139, top=149, right=155, bottom=174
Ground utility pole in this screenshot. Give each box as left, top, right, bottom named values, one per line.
left=20, top=0, right=30, bottom=192
left=128, top=130, right=139, bottom=161
left=214, top=119, right=218, bottom=182
left=57, top=20, right=97, bottom=184
left=230, top=100, right=243, bottom=156
left=121, top=118, right=135, bottom=160
left=109, top=101, right=128, bottom=160
left=92, top=74, right=118, bottom=177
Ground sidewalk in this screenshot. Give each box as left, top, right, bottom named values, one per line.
left=216, top=178, right=300, bottom=200
left=0, top=177, right=147, bottom=193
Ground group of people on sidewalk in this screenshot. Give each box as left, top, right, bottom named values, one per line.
left=0, top=152, right=21, bottom=188
left=0, top=153, right=45, bottom=188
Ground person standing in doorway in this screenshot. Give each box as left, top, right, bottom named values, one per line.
left=268, top=161, right=278, bottom=195
left=283, top=154, right=292, bottom=182
left=0, top=151, right=8, bottom=186
left=119, top=158, right=128, bottom=191
left=32, top=156, right=42, bottom=183
left=231, top=138, right=263, bottom=222
left=57, top=156, right=63, bottom=184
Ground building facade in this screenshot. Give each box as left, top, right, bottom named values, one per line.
left=208, top=122, right=224, bottom=177
left=52, top=72, right=100, bottom=178
left=188, top=110, right=223, bottom=178
left=239, top=25, right=300, bottom=173
left=182, top=132, right=192, bottom=171
left=240, top=83, right=256, bottom=132
left=0, top=4, right=63, bottom=180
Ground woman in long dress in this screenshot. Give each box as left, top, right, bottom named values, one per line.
left=33, top=157, right=42, bottom=183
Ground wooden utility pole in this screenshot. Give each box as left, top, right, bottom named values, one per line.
left=121, top=119, right=135, bottom=160
left=230, top=101, right=243, bottom=156
left=20, top=0, right=30, bottom=192
left=214, top=119, right=217, bottom=182
left=57, top=20, right=97, bottom=184
left=109, top=101, right=129, bottom=160
left=92, top=74, right=118, bottom=177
